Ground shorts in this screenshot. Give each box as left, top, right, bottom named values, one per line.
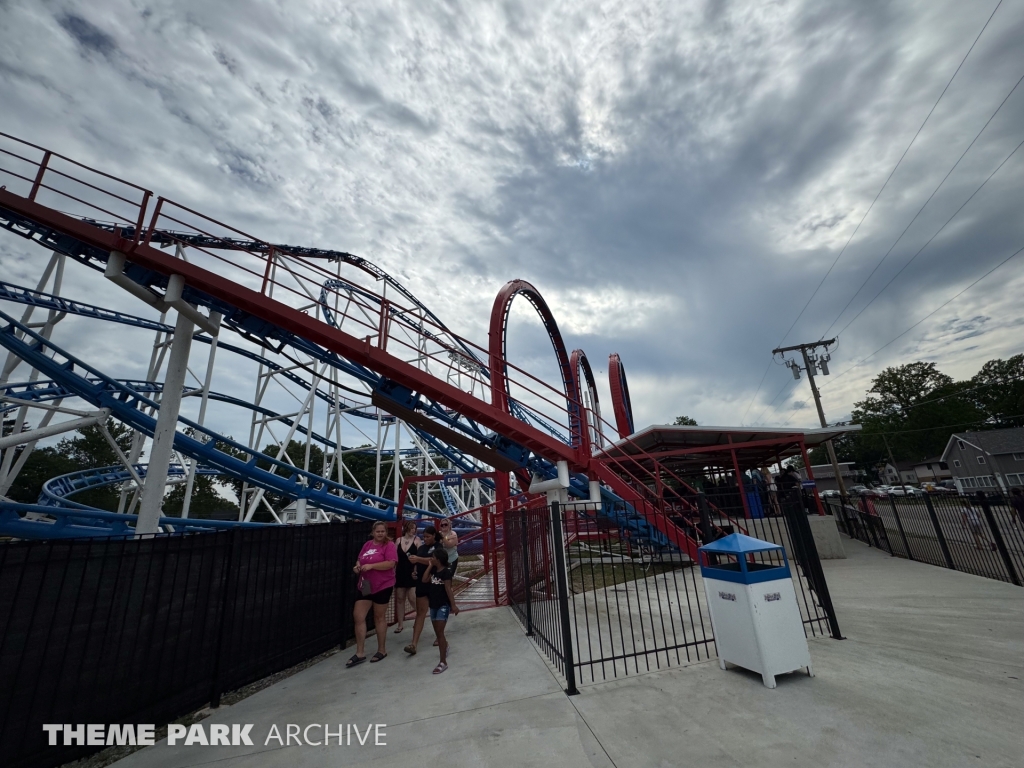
left=429, top=605, right=451, bottom=622
left=356, top=586, right=394, bottom=605
left=415, top=583, right=431, bottom=600
left=395, top=571, right=417, bottom=589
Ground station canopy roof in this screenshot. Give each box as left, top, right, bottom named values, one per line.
left=596, top=424, right=862, bottom=474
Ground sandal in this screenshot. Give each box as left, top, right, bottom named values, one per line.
left=370, top=651, right=387, bottom=663
left=432, top=662, right=448, bottom=674
left=345, top=654, right=366, bottom=668
left=394, top=625, right=404, bottom=633
left=404, top=644, right=417, bottom=655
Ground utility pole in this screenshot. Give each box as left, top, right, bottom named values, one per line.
left=771, top=338, right=848, bottom=497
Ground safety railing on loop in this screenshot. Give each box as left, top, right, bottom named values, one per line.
left=0, top=132, right=152, bottom=245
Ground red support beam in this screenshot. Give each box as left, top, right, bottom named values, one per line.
left=28, top=151, right=50, bottom=201
left=729, top=442, right=753, bottom=520
left=800, top=439, right=826, bottom=516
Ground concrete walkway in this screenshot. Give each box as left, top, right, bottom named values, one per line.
left=115, top=539, right=1023, bottom=768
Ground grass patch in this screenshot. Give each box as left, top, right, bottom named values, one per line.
left=568, top=560, right=686, bottom=594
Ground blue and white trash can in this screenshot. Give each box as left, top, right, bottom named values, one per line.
left=699, top=533, right=812, bottom=688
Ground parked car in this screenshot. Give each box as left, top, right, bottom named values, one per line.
left=820, top=489, right=841, bottom=498
left=850, top=485, right=882, bottom=497
left=887, top=485, right=925, bottom=497
left=921, top=482, right=957, bottom=494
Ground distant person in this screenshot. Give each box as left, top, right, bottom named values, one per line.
left=1010, top=488, right=1024, bottom=529
left=392, top=520, right=422, bottom=634
left=347, top=521, right=397, bottom=667
left=424, top=548, right=459, bottom=674
left=961, top=497, right=995, bottom=551
left=776, top=466, right=799, bottom=493
left=775, top=466, right=802, bottom=512
left=404, top=525, right=438, bottom=655
left=858, top=491, right=884, bottom=548
left=765, top=470, right=782, bottom=517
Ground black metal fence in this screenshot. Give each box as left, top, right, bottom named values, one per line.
left=702, top=487, right=842, bottom=640
left=507, top=495, right=840, bottom=693
left=0, top=521, right=370, bottom=768
left=824, top=491, right=1023, bottom=586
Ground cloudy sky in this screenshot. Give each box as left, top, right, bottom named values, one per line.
left=2, top=0, right=1024, bottom=439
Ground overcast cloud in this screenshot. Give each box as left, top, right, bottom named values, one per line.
left=2, top=0, right=1023, bottom=439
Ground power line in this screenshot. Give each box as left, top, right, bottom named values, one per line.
left=821, top=241, right=1024, bottom=389
left=751, top=376, right=797, bottom=426
left=741, top=1, right=1002, bottom=422
left=779, top=362, right=1017, bottom=429
left=860, top=413, right=1024, bottom=436
left=772, top=0, right=1003, bottom=349
left=833, top=134, right=1024, bottom=338
left=875, top=378, right=1010, bottom=414
left=822, top=69, right=1024, bottom=339
left=814, top=357, right=1019, bottom=429
left=740, top=360, right=773, bottom=425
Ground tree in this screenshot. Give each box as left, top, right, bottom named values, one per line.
left=53, top=420, right=135, bottom=510
left=673, top=415, right=698, bottom=426
left=970, top=354, right=1024, bottom=428
left=4, top=418, right=135, bottom=510
left=162, top=474, right=238, bottom=520
left=5, top=446, right=76, bottom=504
left=850, top=362, right=984, bottom=463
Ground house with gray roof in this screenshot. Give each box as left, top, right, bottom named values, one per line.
left=940, top=427, right=1024, bottom=492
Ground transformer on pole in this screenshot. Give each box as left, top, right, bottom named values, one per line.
left=771, top=338, right=847, bottom=498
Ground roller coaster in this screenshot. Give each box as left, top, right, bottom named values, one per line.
left=0, top=131, right=738, bottom=571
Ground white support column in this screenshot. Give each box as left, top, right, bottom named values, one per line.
left=0, top=409, right=110, bottom=450
left=0, top=253, right=67, bottom=488
left=136, top=311, right=194, bottom=535
left=180, top=314, right=221, bottom=519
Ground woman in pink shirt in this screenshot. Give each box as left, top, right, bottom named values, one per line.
left=347, top=521, right=398, bottom=666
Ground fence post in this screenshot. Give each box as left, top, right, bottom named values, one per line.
left=697, top=491, right=712, bottom=544
left=549, top=502, right=579, bottom=695
left=922, top=494, right=955, bottom=570
left=876, top=497, right=897, bottom=555
left=209, top=528, right=236, bottom=708
left=520, top=508, right=534, bottom=636
left=887, top=496, right=913, bottom=560
left=978, top=495, right=1021, bottom=586
left=856, top=496, right=873, bottom=547
left=782, top=498, right=843, bottom=640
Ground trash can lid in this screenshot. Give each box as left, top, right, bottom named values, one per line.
left=699, top=532, right=783, bottom=555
